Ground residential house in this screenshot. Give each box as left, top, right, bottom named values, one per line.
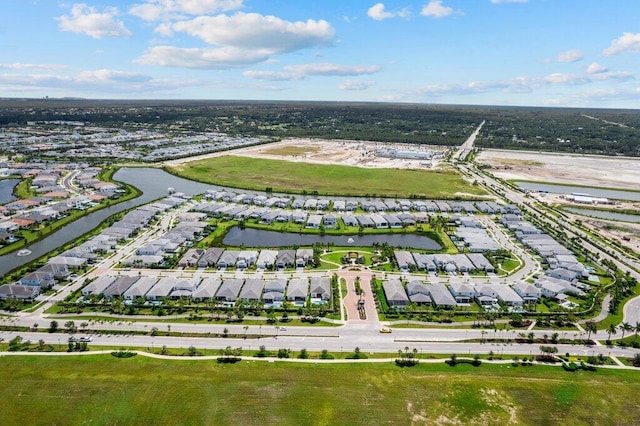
left=197, top=248, right=224, bottom=268
left=0, top=284, right=39, bottom=300
left=256, top=249, right=278, bottom=269
left=310, top=277, right=331, bottom=302
left=215, top=279, right=244, bottom=302
left=383, top=280, right=410, bottom=307
left=286, top=278, right=309, bottom=303
left=406, top=280, right=432, bottom=305
left=448, top=282, right=475, bottom=304
left=239, top=278, right=265, bottom=302
left=276, top=250, right=296, bottom=269
left=191, top=278, right=222, bottom=301
left=124, top=277, right=158, bottom=301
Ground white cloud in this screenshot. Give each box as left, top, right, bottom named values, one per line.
left=339, top=79, right=374, bottom=91
left=550, top=49, right=583, bottom=63
left=603, top=32, right=640, bottom=56
left=243, top=63, right=382, bottom=81
left=491, top=0, right=527, bottom=3
left=169, top=13, right=334, bottom=53
left=0, top=69, right=202, bottom=93
left=242, top=70, right=296, bottom=81
left=284, top=63, right=382, bottom=77
left=586, top=62, right=607, bottom=74
left=0, top=63, right=66, bottom=70
left=421, top=0, right=453, bottom=18
left=57, top=3, right=131, bottom=39
left=367, top=3, right=394, bottom=21
left=129, top=0, right=244, bottom=21
left=136, top=46, right=273, bottom=68
left=544, top=73, right=589, bottom=85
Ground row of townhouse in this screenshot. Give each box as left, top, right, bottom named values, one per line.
left=383, top=279, right=540, bottom=309
left=394, top=251, right=496, bottom=273
left=80, top=275, right=331, bottom=304
left=502, top=214, right=592, bottom=301
left=177, top=248, right=315, bottom=269
left=0, top=195, right=189, bottom=300
left=198, top=191, right=520, bottom=214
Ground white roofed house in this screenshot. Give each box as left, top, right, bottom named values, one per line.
left=448, top=282, right=475, bottom=304
left=236, top=250, right=258, bottom=269
left=513, top=282, right=541, bottom=304
left=494, top=285, right=524, bottom=307
left=292, top=211, right=308, bottom=224
left=306, top=214, right=322, bottom=228
left=0, top=284, right=39, bottom=300
left=466, top=253, right=495, bottom=273
left=286, top=278, right=309, bottom=303
left=310, top=277, right=331, bottom=303
left=256, top=249, right=278, bottom=269
left=474, top=285, right=498, bottom=306
left=383, top=280, right=409, bottom=307
left=547, top=268, right=579, bottom=283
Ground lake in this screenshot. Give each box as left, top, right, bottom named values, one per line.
left=565, top=208, right=640, bottom=223
left=0, top=179, right=20, bottom=205
left=515, top=181, right=640, bottom=201
left=222, top=227, right=442, bottom=250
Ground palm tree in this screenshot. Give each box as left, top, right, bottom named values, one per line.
left=607, top=323, right=617, bottom=342
left=584, top=321, right=597, bottom=341
left=635, top=321, right=640, bottom=342
left=620, top=322, right=633, bottom=341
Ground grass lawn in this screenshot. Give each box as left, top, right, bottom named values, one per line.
left=1, top=356, right=640, bottom=425
left=167, top=155, right=487, bottom=199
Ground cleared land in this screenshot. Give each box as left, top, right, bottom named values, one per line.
left=2, top=356, right=640, bottom=425
left=477, top=149, right=640, bottom=190
left=167, top=155, right=486, bottom=199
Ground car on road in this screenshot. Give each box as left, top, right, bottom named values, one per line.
left=379, top=327, right=392, bottom=334
left=68, top=336, right=77, bottom=342
left=79, top=336, right=92, bottom=342
left=278, top=327, right=287, bottom=331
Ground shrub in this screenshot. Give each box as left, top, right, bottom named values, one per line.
left=111, top=350, right=137, bottom=358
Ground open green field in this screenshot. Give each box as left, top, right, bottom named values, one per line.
left=2, top=355, right=640, bottom=425
left=167, top=156, right=487, bottom=199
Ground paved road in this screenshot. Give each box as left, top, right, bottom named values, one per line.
left=1, top=330, right=637, bottom=360
left=455, top=120, right=484, bottom=161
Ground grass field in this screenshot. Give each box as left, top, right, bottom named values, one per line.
left=1, top=355, right=639, bottom=425
left=167, top=156, right=487, bottom=199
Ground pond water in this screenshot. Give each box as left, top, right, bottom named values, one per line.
left=0, top=179, right=20, bottom=205
left=222, top=227, right=442, bottom=250
left=515, top=181, right=640, bottom=201
left=0, top=168, right=214, bottom=276
left=565, top=207, right=640, bottom=223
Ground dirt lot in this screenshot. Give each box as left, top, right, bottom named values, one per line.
left=166, top=138, right=449, bottom=170
left=476, top=149, right=640, bottom=190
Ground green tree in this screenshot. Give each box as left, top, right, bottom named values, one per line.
left=607, top=323, right=617, bottom=342
left=48, top=320, right=59, bottom=333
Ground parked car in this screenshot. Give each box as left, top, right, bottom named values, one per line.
left=379, top=327, right=392, bottom=334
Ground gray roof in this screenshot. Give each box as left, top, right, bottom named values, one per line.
left=192, top=278, right=222, bottom=300
left=383, top=280, right=409, bottom=304
left=239, top=278, right=265, bottom=300
left=124, top=277, right=158, bottom=299
left=216, top=279, right=244, bottom=301
left=286, top=278, right=309, bottom=300
left=104, top=276, right=139, bottom=298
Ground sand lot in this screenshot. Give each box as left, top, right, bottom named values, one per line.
left=477, top=149, right=640, bottom=190
left=166, top=138, right=449, bottom=170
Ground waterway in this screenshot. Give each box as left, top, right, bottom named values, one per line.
left=565, top=207, right=640, bottom=224
left=0, top=179, right=20, bottom=205
left=515, top=181, right=640, bottom=201
left=222, top=227, right=441, bottom=250
left=0, top=168, right=213, bottom=276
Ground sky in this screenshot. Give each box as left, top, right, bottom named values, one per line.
left=1, top=0, right=639, bottom=108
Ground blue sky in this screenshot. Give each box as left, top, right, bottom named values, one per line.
left=1, top=0, right=639, bottom=107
